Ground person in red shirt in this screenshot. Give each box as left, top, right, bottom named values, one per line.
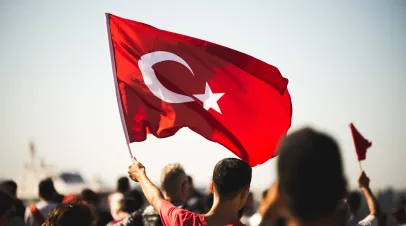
left=128, top=157, right=252, bottom=226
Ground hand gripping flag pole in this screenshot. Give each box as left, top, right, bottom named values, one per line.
left=106, top=13, right=134, bottom=160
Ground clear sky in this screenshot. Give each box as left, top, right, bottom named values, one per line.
left=1, top=0, right=405, bottom=191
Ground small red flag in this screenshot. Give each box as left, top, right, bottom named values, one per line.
left=349, top=123, right=372, bottom=161
left=106, top=14, right=292, bottom=166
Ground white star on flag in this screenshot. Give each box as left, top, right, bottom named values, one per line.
left=194, top=82, right=225, bottom=114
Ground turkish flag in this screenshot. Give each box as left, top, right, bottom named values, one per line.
left=349, top=123, right=372, bottom=161
left=106, top=14, right=292, bottom=166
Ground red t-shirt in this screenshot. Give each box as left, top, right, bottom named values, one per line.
left=159, top=201, right=245, bottom=226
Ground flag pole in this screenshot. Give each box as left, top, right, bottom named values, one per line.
left=358, top=161, right=363, bottom=171
left=106, top=13, right=134, bottom=160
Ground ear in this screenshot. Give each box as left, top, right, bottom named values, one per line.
left=209, top=181, right=214, bottom=194
left=240, top=187, right=250, bottom=201
left=181, top=180, right=188, bottom=194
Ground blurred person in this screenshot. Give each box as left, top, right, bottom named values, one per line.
left=240, top=192, right=255, bottom=225
left=392, top=206, right=406, bottom=226
left=0, top=180, right=26, bottom=219
left=1, top=190, right=27, bottom=226
left=0, top=190, right=14, bottom=226
left=81, top=189, right=113, bottom=226
left=347, top=191, right=362, bottom=226
left=128, top=157, right=252, bottom=225
left=44, top=202, right=95, bottom=226
left=249, top=189, right=269, bottom=226
left=142, top=163, right=191, bottom=225
left=258, top=128, right=382, bottom=226
left=106, top=189, right=144, bottom=226
left=257, top=128, right=347, bottom=226
left=25, top=179, right=58, bottom=226
left=109, top=177, right=131, bottom=221
left=186, top=176, right=204, bottom=213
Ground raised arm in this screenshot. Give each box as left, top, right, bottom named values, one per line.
left=128, top=157, right=165, bottom=212
left=358, top=171, right=380, bottom=217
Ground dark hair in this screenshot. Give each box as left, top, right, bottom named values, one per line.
left=0, top=180, right=17, bottom=197
left=347, top=191, right=362, bottom=214
left=187, top=176, right=193, bottom=184
left=39, top=178, right=56, bottom=201
left=45, top=202, right=95, bottom=226
left=0, top=190, right=14, bottom=217
left=117, top=177, right=130, bottom=194
left=262, top=189, right=268, bottom=200
left=119, top=189, right=144, bottom=213
left=81, top=189, right=99, bottom=206
left=277, top=127, right=346, bottom=222
left=212, top=158, right=252, bottom=200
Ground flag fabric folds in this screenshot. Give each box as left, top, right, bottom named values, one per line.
left=349, top=123, right=372, bottom=161
left=106, top=13, right=292, bottom=166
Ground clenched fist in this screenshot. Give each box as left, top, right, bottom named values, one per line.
left=128, top=157, right=146, bottom=182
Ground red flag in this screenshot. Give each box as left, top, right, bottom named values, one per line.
left=106, top=14, right=292, bottom=166
left=349, top=123, right=372, bottom=161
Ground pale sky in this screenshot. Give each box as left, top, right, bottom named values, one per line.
left=0, top=0, right=405, bottom=191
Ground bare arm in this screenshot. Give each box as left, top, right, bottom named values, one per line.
left=358, top=171, right=380, bottom=216
left=137, top=173, right=165, bottom=212
left=128, top=157, right=166, bottom=212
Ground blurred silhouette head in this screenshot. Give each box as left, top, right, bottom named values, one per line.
left=81, top=189, right=99, bottom=207
left=117, top=177, right=130, bottom=194
left=276, top=127, right=346, bottom=222
left=39, top=178, right=57, bottom=201
left=347, top=191, right=362, bottom=215
left=160, top=163, right=189, bottom=202
left=119, top=189, right=144, bottom=213
left=210, top=158, right=252, bottom=211
left=0, top=180, right=17, bottom=197
left=45, top=202, right=95, bottom=226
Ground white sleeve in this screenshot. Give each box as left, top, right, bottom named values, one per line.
left=24, top=207, right=34, bottom=226
left=357, top=215, right=378, bottom=226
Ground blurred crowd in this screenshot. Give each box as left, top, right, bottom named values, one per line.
left=1, top=127, right=406, bottom=226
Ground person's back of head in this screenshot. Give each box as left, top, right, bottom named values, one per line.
left=276, top=127, right=346, bottom=222
left=347, top=191, right=362, bottom=215
left=160, top=163, right=188, bottom=202
left=81, top=189, right=99, bottom=207
left=119, top=189, right=144, bottom=214
left=45, top=202, right=95, bottom=226
left=0, top=180, right=17, bottom=197
left=211, top=158, right=252, bottom=210
left=39, top=178, right=56, bottom=201
left=117, top=177, right=130, bottom=194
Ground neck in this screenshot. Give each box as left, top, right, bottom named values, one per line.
left=204, top=196, right=240, bottom=226
left=287, top=215, right=339, bottom=226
